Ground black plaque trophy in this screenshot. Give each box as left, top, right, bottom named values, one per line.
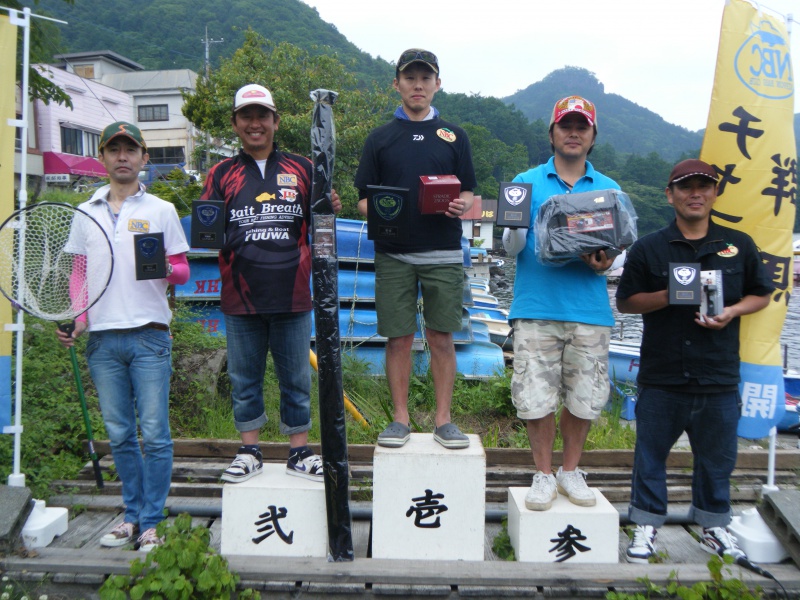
left=191, top=199, right=225, bottom=249
left=134, top=232, right=166, bottom=280
left=497, top=182, right=532, bottom=228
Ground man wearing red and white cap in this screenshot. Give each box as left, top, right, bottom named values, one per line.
left=502, top=95, right=621, bottom=513
left=201, top=84, right=341, bottom=485
left=616, top=159, right=773, bottom=564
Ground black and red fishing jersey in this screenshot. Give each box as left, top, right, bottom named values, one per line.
left=202, top=146, right=313, bottom=315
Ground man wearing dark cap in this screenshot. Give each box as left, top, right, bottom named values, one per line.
left=355, top=49, right=477, bottom=449
left=616, top=158, right=773, bottom=563
left=57, top=121, right=191, bottom=551
left=201, top=84, right=341, bottom=485
left=502, top=95, right=620, bottom=512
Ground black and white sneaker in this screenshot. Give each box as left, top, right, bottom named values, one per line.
left=221, top=447, right=263, bottom=483
left=286, top=448, right=324, bottom=482
left=701, top=527, right=746, bottom=561
left=625, top=525, right=657, bottom=564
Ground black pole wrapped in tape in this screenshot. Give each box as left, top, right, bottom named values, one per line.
left=309, top=88, right=353, bottom=562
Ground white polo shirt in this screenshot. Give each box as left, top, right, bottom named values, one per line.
left=69, top=184, right=190, bottom=331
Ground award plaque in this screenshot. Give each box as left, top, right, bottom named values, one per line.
left=191, top=199, right=225, bottom=249
left=367, top=185, right=410, bottom=241
left=497, top=182, right=532, bottom=228
left=418, top=175, right=460, bottom=215
left=668, top=262, right=701, bottom=305
left=134, top=232, right=166, bottom=280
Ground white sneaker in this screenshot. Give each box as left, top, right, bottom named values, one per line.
left=555, top=467, right=596, bottom=506
left=626, top=525, right=657, bottom=564
left=524, top=471, right=557, bottom=511
left=221, top=449, right=263, bottom=483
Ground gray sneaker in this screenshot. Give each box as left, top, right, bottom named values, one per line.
left=525, top=471, right=557, bottom=511
left=433, top=423, right=469, bottom=449
left=377, top=421, right=411, bottom=448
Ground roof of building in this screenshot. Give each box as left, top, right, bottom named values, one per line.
left=54, top=50, right=144, bottom=71
left=100, top=69, right=198, bottom=93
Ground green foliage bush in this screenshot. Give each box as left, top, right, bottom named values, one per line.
left=100, top=513, right=260, bottom=600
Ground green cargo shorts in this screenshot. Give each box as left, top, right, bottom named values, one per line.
left=374, top=253, right=464, bottom=338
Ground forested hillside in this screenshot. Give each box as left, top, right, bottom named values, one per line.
left=20, top=0, right=799, bottom=232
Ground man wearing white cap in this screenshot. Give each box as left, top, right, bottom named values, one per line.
left=201, top=84, right=341, bottom=484
left=502, top=95, right=620, bottom=512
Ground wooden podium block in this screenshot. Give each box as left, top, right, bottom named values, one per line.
left=221, top=463, right=327, bottom=557
left=372, top=433, right=485, bottom=561
left=507, top=487, right=619, bottom=563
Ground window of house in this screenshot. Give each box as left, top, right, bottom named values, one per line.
left=73, top=65, right=95, bottom=79
left=138, top=104, right=169, bottom=122
left=147, top=146, right=185, bottom=164
left=85, top=132, right=100, bottom=157
left=15, top=114, right=22, bottom=151
left=61, top=126, right=83, bottom=155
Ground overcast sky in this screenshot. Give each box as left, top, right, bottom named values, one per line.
left=300, top=0, right=798, bottom=133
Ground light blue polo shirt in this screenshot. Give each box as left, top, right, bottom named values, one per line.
left=507, top=157, right=620, bottom=327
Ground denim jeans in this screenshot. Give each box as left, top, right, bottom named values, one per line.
left=224, top=312, right=312, bottom=435
left=629, top=387, right=740, bottom=529
left=86, top=328, right=173, bottom=531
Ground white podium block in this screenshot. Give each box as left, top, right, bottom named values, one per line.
left=372, top=433, right=485, bottom=561
left=221, top=463, right=327, bottom=557
left=508, top=486, right=619, bottom=563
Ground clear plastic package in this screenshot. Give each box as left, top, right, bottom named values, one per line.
left=535, top=189, right=638, bottom=266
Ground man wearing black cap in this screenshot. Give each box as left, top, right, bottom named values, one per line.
left=56, top=121, right=191, bottom=552
left=616, top=159, right=773, bottom=564
left=201, top=84, right=341, bottom=485
left=355, top=49, right=477, bottom=449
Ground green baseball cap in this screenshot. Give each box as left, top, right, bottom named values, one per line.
left=99, top=121, right=147, bottom=152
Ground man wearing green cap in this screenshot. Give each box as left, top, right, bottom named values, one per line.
left=56, top=121, right=190, bottom=552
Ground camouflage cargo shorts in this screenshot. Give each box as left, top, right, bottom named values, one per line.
left=510, top=319, right=611, bottom=420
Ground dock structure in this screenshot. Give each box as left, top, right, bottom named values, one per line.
left=3, top=440, right=800, bottom=598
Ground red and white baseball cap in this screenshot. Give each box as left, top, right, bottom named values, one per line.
left=234, top=84, right=277, bottom=113
left=549, top=95, right=597, bottom=128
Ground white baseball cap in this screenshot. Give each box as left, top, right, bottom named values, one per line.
left=234, top=84, right=277, bottom=113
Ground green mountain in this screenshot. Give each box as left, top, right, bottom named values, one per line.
left=503, top=67, right=704, bottom=161
left=29, top=0, right=798, bottom=163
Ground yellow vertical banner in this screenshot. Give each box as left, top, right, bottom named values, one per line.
left=700, top=0, right=796, bottom=438
left=0, top=14, right=16, bottom=430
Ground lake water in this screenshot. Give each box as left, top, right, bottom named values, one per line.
left=492, top=255, right=800, bottom=372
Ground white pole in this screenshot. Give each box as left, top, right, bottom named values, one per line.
left=3, top=6, right=31, bottom=487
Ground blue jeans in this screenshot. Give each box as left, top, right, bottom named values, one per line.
left=86, top=328, right=173, bottom=531
left=629, top=387, right=740, bottom=529
left=224, top=312, right=312, bottom=435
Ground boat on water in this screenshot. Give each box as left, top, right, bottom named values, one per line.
left=176, top=216, right=506, bottom=380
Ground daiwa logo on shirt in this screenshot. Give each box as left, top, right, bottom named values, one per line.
left=278, top=174, right=297, bottom=186
left=735, top=19, right=793, bottom=99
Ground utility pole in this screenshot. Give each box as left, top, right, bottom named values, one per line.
left=200, top=25, right=223, bottom=170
